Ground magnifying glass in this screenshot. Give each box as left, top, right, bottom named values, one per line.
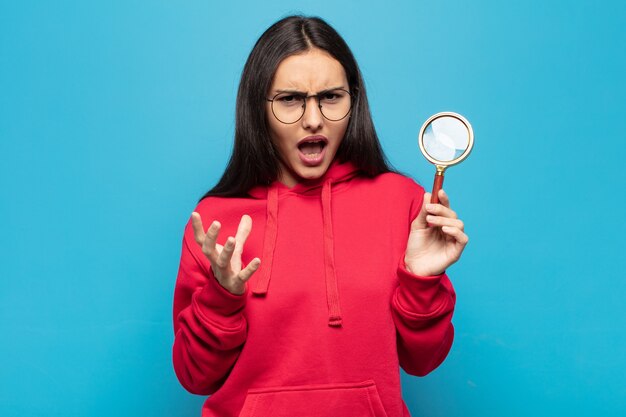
left=418, top=112, right=474, bottom=204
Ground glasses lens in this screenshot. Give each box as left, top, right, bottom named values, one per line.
left=319, top=89, right=351, bottom=121
left=271, top=93, right=306, bottom=124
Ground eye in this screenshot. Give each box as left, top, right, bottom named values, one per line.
left=276, top=94, right=304, bottom=105
left=320, top=91, right=346, bottom=103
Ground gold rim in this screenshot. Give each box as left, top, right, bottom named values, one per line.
left=418, top=111, right=474, bottom=167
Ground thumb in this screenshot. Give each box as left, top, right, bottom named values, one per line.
left=411, top=192, right=431, bottom=229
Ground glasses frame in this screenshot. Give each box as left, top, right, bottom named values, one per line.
left=265, top=88, right=353, bottom=125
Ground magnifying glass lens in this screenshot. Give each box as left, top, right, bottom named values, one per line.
left=418, top=112, right=474, bottom=204
left=423, top=116, right=470, bottom=162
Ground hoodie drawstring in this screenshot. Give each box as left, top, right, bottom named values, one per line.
left=322, top=180, right=343, bottom=327
left=250, top=178, right=344, bottom=327
left=252, top=186, right=278, bottom=295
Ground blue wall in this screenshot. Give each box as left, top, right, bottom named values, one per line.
left=1, top=1, right=624, bottom=416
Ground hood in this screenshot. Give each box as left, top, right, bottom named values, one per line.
left=247, top=160, right=361, bottom=327
left=248, top=159, right=360, bottom=199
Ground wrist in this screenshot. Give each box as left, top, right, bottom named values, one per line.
left=217, top=278, right=246, bottom=296
left=404, top=258, right=444, bottom=277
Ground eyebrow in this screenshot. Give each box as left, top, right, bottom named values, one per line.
left=273, top=86, right=347, bottom=95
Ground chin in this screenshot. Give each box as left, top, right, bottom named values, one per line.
left=280, top=154, right=335, bottom=186
left=297, top=164, right=330, bottom=180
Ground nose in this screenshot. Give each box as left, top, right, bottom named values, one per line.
left=301, top=96, right=323, bottom=131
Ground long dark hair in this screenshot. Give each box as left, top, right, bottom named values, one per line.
left=201, top=15, right=393, bottom=200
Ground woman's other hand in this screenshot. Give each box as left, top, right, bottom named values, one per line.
left=404, top=189, right=469, bottom=276
left=191, top=212, right=261, bottom=295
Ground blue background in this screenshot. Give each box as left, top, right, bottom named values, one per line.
left=1, top=1, right=625, bottom=416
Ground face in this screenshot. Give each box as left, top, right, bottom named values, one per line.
left=266, top=48, right=350, bottom=187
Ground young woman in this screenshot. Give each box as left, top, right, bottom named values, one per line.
left=172, top=15, right=468, bottom=417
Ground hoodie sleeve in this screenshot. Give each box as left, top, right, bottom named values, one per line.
left=391, top=266, right=456, bottom=376
left=390, top=182, right=456, bottom=377
left=172, top=218, right=248, bottom=395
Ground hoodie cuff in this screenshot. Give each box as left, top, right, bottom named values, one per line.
left=396, top=260, right=448, bottom=316
left=193, top=272, right=248, bottom=320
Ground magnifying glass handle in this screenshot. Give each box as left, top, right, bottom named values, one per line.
left=431, top=172, right=444, bottom=204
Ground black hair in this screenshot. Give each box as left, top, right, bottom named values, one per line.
left=201, top=15, right=393, bottom=200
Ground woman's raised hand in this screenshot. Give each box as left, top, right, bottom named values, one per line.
left=191, top=212, right=261, bottom=295
left=404, top=189, right=469, bottom=277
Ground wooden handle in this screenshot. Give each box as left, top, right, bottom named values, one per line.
left=431, top=173, right=444, bottom=204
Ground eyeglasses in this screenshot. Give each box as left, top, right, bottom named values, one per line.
left=266, top=88, right=352, bottom=124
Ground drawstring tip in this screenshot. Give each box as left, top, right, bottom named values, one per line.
left=251, top=277, right=269, bottom=296
left=251, top=285, right=268, bottom=296
left=328, top=317, right=343, bottom=327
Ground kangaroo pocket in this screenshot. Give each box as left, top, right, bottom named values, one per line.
left=238, top=380, right=389, bottom=417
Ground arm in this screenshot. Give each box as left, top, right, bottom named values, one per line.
left=391, top=264, right=456, bottom=376
left=392, top=186, right=466, bottom=376
left=172, top=220, right=248, bottom=394
left=172, top=213, right=260, bottom=394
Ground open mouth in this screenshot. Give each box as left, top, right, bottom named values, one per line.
left=298, top=136, right=328, bottom=161
left=298, top=139, right=327, bottom=157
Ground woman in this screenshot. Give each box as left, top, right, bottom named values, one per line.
left=172, top=15, right=468, bottom=417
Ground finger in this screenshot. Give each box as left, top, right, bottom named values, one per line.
left=216, top=236, right=236, bottom=269
left=425, top=202, right=458, bottom=219
left=191, top=212, right=206, bottom=245
left=438, top=189, right=450, bottom=208
left=202, top=220, right=221, bottom=261
left=233, top=215, right=253, bottom=260
left=238, top=257, right=261, bottom=283
left=425, top=215, right=464, bottom=230
left=411, top=192, right=431, bottom=228
left=441, top=226, right=469, bottom=246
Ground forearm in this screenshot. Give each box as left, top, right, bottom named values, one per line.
left=391, top=261, right=456, bottom=376
left=172, top=230, right=249, bottom=394
left=173, top=274, right=248, bottom=394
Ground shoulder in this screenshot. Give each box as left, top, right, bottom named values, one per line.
left=344, top=170, right=424, bottom=204
left=354, top=171, right=425, bottom=199
left=192, top=195, right=265, bottom=219
left=193, top=195, right=229, bottom=217
left=350, top=172, right=425, bottom=220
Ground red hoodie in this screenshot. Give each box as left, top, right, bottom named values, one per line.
left=172, top=161, right=456, bottom=417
